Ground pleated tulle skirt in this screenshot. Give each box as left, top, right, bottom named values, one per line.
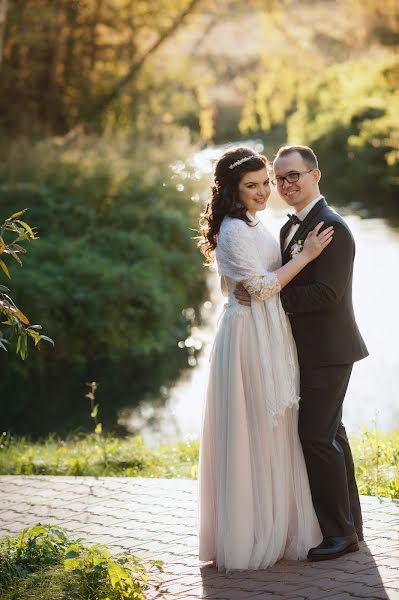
left=198, top=306, right=322, bottom=572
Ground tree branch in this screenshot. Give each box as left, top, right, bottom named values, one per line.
left=189, top=13, right=220, bottom=56
left=90, top=0, right=202, bottom=120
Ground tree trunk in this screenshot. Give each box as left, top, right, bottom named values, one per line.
left=0, top=0, right=8, bottom=68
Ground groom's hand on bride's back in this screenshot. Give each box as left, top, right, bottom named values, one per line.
left=234, top=284, right=251, bottom=306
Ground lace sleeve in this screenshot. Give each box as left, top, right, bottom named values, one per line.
left=244, top=273, right=281, bottom=301
left=216, top=217, right=281, bottom=301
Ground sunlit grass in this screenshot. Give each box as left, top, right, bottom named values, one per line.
left=0, top=432, right=199, bottom=479
left=1, top=429, right=398, bottom=499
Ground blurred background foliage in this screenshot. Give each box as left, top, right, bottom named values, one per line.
left=0, top=0, right=398, bottom=436
left=0, top=130, right=207, bottom=435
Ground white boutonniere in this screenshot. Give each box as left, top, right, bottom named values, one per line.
left=290, top=240, right=304, bottom=258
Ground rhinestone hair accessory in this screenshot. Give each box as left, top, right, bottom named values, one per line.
left=229, top=155, right=255, bottom=170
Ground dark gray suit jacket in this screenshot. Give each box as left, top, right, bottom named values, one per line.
left=280, top=198, right=368, bottom=367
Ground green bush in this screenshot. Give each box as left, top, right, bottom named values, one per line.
left=0, top=134, right=206, bottom=363
left=0, top=524, right=162, bottom=600
left=0, top=132, right=208, bottom=435
left=352, top=427, right=399, bottom=499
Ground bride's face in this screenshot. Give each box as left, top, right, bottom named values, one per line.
left=237, top=167, right=270, bottom=217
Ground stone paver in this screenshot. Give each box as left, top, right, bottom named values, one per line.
left=0, top=476, right=398, bottom=599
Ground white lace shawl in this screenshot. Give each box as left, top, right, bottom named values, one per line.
left=216, top=216, right=300, bottom=422
left=217, top=216, right=281, bottom=300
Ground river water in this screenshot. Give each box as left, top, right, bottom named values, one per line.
left=123, top=188, right=399, bottom=445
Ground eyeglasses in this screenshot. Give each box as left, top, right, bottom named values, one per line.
left=271, top=169, right=314, bottom=187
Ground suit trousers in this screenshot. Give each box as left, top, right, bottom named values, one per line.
left=298, top=364, right=363, bottom=538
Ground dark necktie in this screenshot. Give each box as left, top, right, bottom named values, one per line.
left=286, top=213, right=301, bottom=226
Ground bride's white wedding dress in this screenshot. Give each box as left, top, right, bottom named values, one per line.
left=198, top=213, right=322, bottom=572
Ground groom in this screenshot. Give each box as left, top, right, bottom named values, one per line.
left=235, top=144, right=368, bottom=561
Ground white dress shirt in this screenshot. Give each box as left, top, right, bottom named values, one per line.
left=283, top=195, right=324, bottom=251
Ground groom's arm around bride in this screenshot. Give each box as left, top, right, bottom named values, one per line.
left=279, top=197, right=368, bottom=368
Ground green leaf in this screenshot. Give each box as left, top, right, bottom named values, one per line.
left=65, top=543, right=81, bottom=554
left=64, top=557, right=81, bottom=572
left=17, top=220, right=34, bottom=236
left=39, top=335, right=55, bottom=346
left=0, top=285, right=10, bottom=292
left=10, top=251, right=22, bottom=266
left=91, top=404, right=98, bottom=418
left=20, top=335, right=27, bottom=360
left=65, top=550, right=80, bottom=559
left=95, top=423, right=102, bottom=434
left=107, top=560, right=130, bottom=587
left=28, top=525, right=47, bottom=537
left=9, top=209, right=28, bottom=220
left=0, top=258, right=10, bottom=279
left=151, top=559, right=164, bottom=569
left=52, top=527, right=69, bottom=541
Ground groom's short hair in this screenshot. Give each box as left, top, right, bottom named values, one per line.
left=274, top=145, right=318, bottom=170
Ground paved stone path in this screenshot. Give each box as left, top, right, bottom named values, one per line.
left=0, top=476, right=398, bottom=600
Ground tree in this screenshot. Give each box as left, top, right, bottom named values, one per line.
left=287, top=57, right=399, bottom=225
left=0, top=0, right=205, bottom=136
left=0, top=0, right=7, bottom=67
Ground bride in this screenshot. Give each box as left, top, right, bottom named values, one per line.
left=197, top=146, right=333, bottom=572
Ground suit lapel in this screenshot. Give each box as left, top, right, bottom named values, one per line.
left=279, top=220, right=292, bottom=254
left=281, top=198, right=327, bottom=261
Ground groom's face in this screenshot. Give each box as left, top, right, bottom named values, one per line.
left=273, top=151, right=320, bottom=213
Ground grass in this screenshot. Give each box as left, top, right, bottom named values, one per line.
left=0, top=428, right=398, bottom=499
left=0, top=432, right=199, bottom=479
left=0, top=524, right=162, bottom=600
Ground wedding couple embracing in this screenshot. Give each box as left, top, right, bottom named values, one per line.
left=197, top=144, right=368, bottom=572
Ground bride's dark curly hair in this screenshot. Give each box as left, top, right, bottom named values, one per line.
left=198, top=146, right=268, bottom=262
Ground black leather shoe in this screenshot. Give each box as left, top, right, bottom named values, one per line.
left=307, top=535, right=359, bottom=561
left=356, top=527, right=364, bottom=542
